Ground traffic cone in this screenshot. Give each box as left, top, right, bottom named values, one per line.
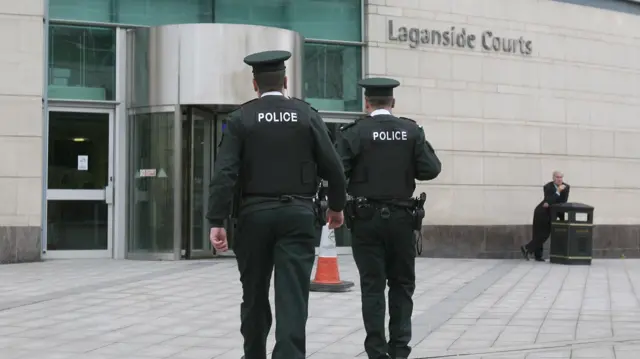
left=310, top=225, right=354, bottom=292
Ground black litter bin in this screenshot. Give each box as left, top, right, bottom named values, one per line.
left=549, top=202, right=594, bottom=265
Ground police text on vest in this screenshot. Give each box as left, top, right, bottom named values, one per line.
left=373, top=131, right=408, bottom=141
left=257, top=112, right=298, bottom=122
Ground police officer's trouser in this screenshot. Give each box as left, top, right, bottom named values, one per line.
left=351, top=205, right=416, bottom=359
left=233, top=205, right=316, bottom=359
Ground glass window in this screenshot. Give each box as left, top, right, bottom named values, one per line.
left=49, top=0, right=112, bottom=22
left=288, top=0, right=361, bottom=41
left=50, top=0, right=361, bottom=40
left=48, top=112, right=110, bottom=190
left=48, top=25, right=115, bottom=101
left=49, top=0, right=214, bottom=25
left=304, top=43, right=362, bottom=112
left=128, top=112, right=176, bottom=254
left=214, top=0, right=287, bottom=29
left=213, top=0, right=361, bottom=41
left=117, top=0, right=213, bottom=26
left=47, top=200, right=108, bottom=250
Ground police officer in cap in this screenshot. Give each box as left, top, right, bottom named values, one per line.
left=336, top=77, right=441, bottom=359
left=207, top=50, right=347, bottom=359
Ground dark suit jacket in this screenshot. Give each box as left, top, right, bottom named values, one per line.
left=534, top=181, right=570, bottom=222
left=540, top=181, right=570, bottom=207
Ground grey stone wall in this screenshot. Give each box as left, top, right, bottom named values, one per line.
left=419, top=224, right=640, bottom=259
left=0, top=227, right=41, bottom=264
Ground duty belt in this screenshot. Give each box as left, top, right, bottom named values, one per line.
left=243, top=194, right=315, bottom=203
left=347, top=194, right=427, bottom=255
left=365, top=198, right=416, bottom=209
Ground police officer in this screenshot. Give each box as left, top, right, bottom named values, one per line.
left=207, top=50, right=347, bottom=359
left=336, top=77, right=441, bottom=359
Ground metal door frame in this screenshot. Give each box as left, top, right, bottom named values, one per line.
left=44, top=106, right=115, bottom=259
left=180, top=108, right=238, bottom=259
left=184, top=106, right=217, bottom=259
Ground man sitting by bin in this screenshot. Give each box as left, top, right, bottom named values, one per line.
left=521, top=170, right=570, bottom=262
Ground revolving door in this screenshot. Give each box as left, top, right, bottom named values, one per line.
left=180, top=106, right=236, bottom=259
left=125, top=23, right=304, bottom=260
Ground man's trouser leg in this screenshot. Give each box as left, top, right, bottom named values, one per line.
left=271, top=206, right=317, bottom=359
left=527, top=235, right=546, bottom=259
left=234, top=210, right=275, bottom=359
left=535, top=212, right=562, bottom=259
left=526, top=210, right=550, bottom=258
left=352, top=215, right=388, bottom=359
left=533, top=223, right=552, bottom=259
left=385, top=209, right=416, bottom=359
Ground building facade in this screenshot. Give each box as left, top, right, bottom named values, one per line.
left=370, top=0, right=640, bottom=258
left=0, top=0, right=639, bottom=263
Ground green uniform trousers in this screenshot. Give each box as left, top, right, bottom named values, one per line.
left=233, top=204, right=317, bottom=359
left=351, top=206, right=416, bottom=359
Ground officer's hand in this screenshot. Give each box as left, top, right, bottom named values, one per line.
left=210, top=227, right=228, bottom=252
left=543, top=203, right=549, bottom=208
left=558, top=184, right=566, bottom=191
left=326, top=210, right=344, bottom=229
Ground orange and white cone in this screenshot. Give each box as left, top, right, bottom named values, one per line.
left=310, top=224, right=354, bottom=292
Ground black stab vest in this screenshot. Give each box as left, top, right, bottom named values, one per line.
left=348, top=116, right=416, bottom=199
left=239, top=97, right=318, bottom=196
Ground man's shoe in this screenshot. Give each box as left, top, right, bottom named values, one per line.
left=534, top=257, right=545, bottom=262
left=520, top=246, right=530, bottom=261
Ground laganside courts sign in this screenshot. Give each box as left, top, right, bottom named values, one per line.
left=387, top=20, right=533, bottom=55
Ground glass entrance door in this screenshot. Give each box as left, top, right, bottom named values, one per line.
left=45, top=107, right=114, bottom=258
left=127, top=110, right=177, bottom=260
left=182, top=107, right=216, bottom=259
left=181, top=108, right=238, bottom=259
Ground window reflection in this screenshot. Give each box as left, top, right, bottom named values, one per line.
left=48, top=25, right=115, bottom=101
left=49, top=0, right=361, bottom=41
left=304, top=44, right=362, bottom=112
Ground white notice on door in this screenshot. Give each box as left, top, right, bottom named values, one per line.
left=139, top=169, right=157, bottom=177
left=77, top=155, right=88, bottom=171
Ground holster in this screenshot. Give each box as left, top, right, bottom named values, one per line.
left=412, top=208, right=426, bottom=231
left=411, top=192, right=427, bottom=255
left=354, top=198, right=375, bottom=220
left=411, top=192, right=427, bottom=229
left=345, top=197, right=375, bottom=229
left=345, top=199, right=355, bottom=229
left=313, top=182, right=329, bottom=228
left=313, top=198, right=328, bottom=228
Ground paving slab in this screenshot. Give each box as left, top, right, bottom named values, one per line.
left=1, top=258, right=640, bottom=358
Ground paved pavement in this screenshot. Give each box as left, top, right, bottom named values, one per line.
left=1, top=257, right=640, bottom=359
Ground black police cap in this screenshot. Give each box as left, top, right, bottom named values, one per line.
left=358, top=77, right=401, bottom=97
left=243, top=50, right=291, bottom=74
